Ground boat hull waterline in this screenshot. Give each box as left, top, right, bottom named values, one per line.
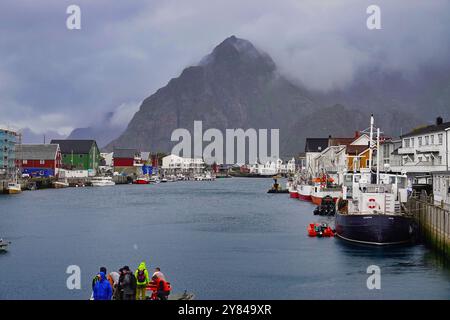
left=335, top=213, right=415, bottom=245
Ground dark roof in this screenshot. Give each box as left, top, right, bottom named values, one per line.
left=346, top=145, right=368, bottom=155
left=305, top=138, right=329, bottom=153
left=50, top=140, right=97, bottom=154
left=401, top=121, right=450, bottom=138
left=17, top=144, right=59, bottom=160
left=329, top=137, right=355, bottom=147
left=113, top=148, right=139, bottom=158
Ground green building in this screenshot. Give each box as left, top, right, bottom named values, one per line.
left=50, top=140, right=100, bottom=172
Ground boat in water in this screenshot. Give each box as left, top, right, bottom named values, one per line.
left=53, top=179, right=69, bottom=189
left=0, top=238, right=10, bottom=252
left=91, top=176, right=116, bottom=187
left=310, top=180, right=342, bottom=205
left=335, top=116, right=415, bottom=246
left=3, top=182, right=21, bottom=194
left=134, top=176, right=150, bottom=184
left=267, top=176, right=289, bottom=193
left=307, top=223, right=335, bottom=237
left=297, top=184, right=313, bottom=201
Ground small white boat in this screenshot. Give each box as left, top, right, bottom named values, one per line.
left=160, top=178, right=168, bottom=183
left=3, top=182, right=21, bottom=194
left=91, top=176, right=115, bottom=187
left=150, top=176, right=160, bottom=184
left=0, top=238, right=10, bottom=252
left=53, top=180, right=69, bottom=189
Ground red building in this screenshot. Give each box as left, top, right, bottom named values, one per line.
left=113, top=148, right=142, bottom=174
left=19, top=144, right=61, bottom=177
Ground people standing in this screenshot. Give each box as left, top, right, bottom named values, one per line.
left=135, top=261, right=150, bottom=300
left=93, top=272, right=113, bottom=300
left=152, top=267, right=166, bottom=282
left=119, top=266, right=137, bottom=300
left=108, top=271, right=120, bottom=300
left=92, top=267, right=107, bottom=291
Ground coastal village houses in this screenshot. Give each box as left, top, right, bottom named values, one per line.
left=18, top=144, right=61, bottom=178
left=395, top=117, right=450, bottom=174
left=161, top=154, right=205, bottom=174
left=306, top=132, right=370, bottom=182
left=50, top=139, right=100, bottom=176
left=113, top=148, right=143, bottom=175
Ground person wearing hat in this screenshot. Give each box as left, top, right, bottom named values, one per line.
left=119, top=266, right=137, bottom=300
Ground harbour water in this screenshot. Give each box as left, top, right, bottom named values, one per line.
left=0, top=178, right=449, bottom=299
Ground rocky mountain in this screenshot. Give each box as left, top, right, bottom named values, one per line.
left=104, top=35, right=446, bottom=157
left=105, top=36, right=319, bottom=155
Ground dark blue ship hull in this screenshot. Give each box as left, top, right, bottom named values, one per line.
left=335, top=213, right=414, bottom=245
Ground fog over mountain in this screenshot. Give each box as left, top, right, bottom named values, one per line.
left=104, top=36, right=432, bottom=156
left=1, top=1, right=449, bottom=150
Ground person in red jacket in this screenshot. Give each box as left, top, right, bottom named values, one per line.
left=151, top=272, right=171, bottom=300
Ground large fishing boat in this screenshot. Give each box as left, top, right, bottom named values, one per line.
left=297, top=184, right=313, bottom=201
left=310, top=175, right=342, bottom=205
left=335, top=116, right=415, bottom=245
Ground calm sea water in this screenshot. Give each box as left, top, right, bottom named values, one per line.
left=0, top=178, right=449, bottom=300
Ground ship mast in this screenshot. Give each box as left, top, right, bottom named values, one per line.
left=368, top=114, right=374, bottom=171
left=376, top=127, right=380, bottom=184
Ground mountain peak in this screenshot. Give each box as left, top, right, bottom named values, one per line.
left=199, top=36, right=275, bottom=70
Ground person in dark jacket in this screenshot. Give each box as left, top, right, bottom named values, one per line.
left=119, top=266, right=136, bottom=300
left=93, top=271, right=113, bottom=300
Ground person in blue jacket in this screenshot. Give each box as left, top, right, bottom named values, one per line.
left=93, top=271, right=113, bottom=300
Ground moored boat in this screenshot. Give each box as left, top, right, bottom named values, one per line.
left=134, top=176, right=150, bottom=184
left=91, top=176, right=115, bottom=187
left=297, top=184, right=313, bottom=201
left=53, top=180, right=69, bottom=189
left=335, top=116, right=415, bottom=246
left=310, top=185, right=341, bottom=205
left=3, top=182, right=22, bottom=194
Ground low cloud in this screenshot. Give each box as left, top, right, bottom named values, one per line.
left=1, top=0, right=449, bottom=133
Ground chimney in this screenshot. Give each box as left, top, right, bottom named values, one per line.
left=436, top=116, right=443, bottom=125
left=355, top=131, right=360, bottom=138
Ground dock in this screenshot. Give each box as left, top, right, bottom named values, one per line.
left=407, top=194, right=450, bottom=261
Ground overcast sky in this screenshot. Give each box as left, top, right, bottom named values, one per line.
left=1, top=0, right=450, bottom=136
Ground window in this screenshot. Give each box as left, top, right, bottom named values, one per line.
left=438, top=134, right=443, bottom=145
left=418, top=137, right=422, bottom=146
left=411, top=138, right=414, bottom=147
left=430, top=135, right=434, bottom=144
left=437, top=156, right=442, bottom=164
left=424, top=136, right=429, bottom=145
left=79, top=154, right=83, bottom=158
left=39, top=160, right=45, bottom=165
left=404, top=139, right=410, bottom=148
left=22, top=160, right=27, bottom=164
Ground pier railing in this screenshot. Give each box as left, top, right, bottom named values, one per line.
left=407, top=194, right=450, bottom=260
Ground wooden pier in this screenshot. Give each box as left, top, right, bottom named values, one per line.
left=407, top=194, right=450, bottom=261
